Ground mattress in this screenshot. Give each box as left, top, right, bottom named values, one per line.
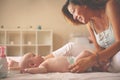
left=1, top=70, right=120, bottom=80
left=3, top=39, right=120, bottom=80
left=4, top=53, right=120, bottom=80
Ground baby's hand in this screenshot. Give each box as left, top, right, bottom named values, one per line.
left=24, top=68, right=30, bottom=73
left=21, top=66, right=47, bottom=74
left=20, top=68, right=31, bottom=73
left=22, top=68, right=40, bottom=74
left=20, top=69, right=26, bottom=73
left=22, top=68, right=33, bottom=73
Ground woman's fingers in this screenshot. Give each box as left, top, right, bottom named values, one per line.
left=69, top=61, right=83, bottom=73
left=70, top=65, right=79, bottom=72
left=69, top=61, right=79, bottom=69
left=75, top=67, right=85, bottom=73
left=69, top=57, right=92, bottom=73
left=69, top=64, right=85, bottom=73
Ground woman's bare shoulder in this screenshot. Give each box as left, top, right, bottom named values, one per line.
left=106, top=0, right=120, bottom=40
left=106, top=0, right=120, bottom=22
left=106, top=0, right=120, bottom=13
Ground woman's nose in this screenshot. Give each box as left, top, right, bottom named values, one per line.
left=73, top=13, right=78, bottom=20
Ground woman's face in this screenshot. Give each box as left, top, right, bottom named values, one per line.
left=67, top=3, right=91, bottom=24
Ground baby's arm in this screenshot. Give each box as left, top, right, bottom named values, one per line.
left=23, top=61, right=48, bottom=74
left=24, top=66, right=47, bottom=74
left=7, top=58, right=20, bottom=70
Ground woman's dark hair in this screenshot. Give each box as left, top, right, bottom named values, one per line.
left=62, top=0, right=108, bottom=25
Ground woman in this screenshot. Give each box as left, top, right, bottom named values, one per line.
left=62, top=0, right=120, bottom=73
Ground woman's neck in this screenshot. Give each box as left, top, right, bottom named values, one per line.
left=91, top=10, right=109, bottom=33
left=91, top=9, right=105, bottom=21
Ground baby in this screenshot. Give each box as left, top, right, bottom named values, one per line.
left=19, top=50, right=93, bottom=74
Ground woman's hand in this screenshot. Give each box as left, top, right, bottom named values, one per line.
left=69, top=55, right=96, bottom=73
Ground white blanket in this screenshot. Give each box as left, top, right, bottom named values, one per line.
left=5, top=55, right=120, bottom=80
left=4, top=45, right=120, bottom=80
left=1, top=70, right=120, bottom=80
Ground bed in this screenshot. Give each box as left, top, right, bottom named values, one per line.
left=1, top=70, right=120, bottom=80
left=1, top=37, right=120, bottom=80
left=2, top=54, right=120, bottom=80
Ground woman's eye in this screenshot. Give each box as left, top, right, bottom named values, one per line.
left=71, top=9, right=75, bottom=14
left=31, top=63, right=34, bottom=65
left=32, top=54, right=35, bottom=57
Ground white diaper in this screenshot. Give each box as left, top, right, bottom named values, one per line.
left=67, top=56, right=76, bottom=64
left=66, top=56, right=92, bottom=72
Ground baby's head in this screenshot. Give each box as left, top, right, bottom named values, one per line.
left=19, top=52, right=44, bottom=70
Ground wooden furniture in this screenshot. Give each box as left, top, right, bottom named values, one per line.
left=0, top=29, right=53, bottom=56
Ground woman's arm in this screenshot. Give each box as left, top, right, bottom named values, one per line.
left=86, top=0, right=120, bottom=65
left=68, top=23, right=103, bottom=73
left=87, top=23, right=104, bottom=52
left=87, top=0, right=120, bottom=62
left=97, top=0, right=120, bottom=62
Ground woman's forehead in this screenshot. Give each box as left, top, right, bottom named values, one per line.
left=68, top=3, right=75, bottom=10
left=67, top=3, right=74, bottom=14
left=67, top=3, right=80, bottom=14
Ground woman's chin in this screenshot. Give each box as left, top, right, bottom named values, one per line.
left=79, top=19, right=88, bottom=24
left=81, top=21, right=88, bottom=24
left=83, top=20, right=89, bottom=24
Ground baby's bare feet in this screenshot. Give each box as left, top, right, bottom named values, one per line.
left=8, top=58, right=19, bottom=70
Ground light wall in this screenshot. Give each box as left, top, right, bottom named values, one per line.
left=0, top=0, right=89, bottom=51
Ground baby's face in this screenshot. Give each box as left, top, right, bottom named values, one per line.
left=19, top=52, right=44, bottom=69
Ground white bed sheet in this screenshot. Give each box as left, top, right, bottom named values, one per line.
left=4, top=41, right=120, bottom=80
left=1, top=70, right=120, bottom=80
left=5, top=55, right=120, bottom=80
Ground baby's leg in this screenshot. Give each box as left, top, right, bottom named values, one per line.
left=7, top=58, right=19, bottom=70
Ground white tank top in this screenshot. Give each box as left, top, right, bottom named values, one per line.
left=91, top=22, right=115, bottom=48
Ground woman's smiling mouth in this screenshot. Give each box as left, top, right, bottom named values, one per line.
left=77, top=16, right=85, bottom=23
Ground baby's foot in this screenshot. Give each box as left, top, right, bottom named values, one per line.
left=8, top=58, right=19, bottom=67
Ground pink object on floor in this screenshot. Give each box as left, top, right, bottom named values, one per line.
left=0, top=46, right=8, bottom=78
left=0, top=46, right=6, bottom=57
